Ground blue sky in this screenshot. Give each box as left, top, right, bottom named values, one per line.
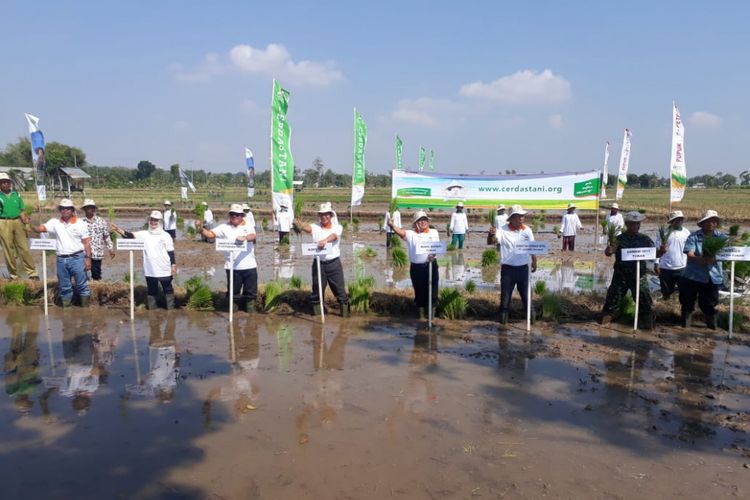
left=1, top=1, right=747, bottom=177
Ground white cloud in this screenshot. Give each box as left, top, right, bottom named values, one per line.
left=459, top=69, right=571, bottom=104
left=239, top=98, right=258, bottom=113
left=172, top=43, right=343, bottom=86
left=688, top=111, right=721, bottom=128
left=391, top=97, right=460, bottom=128
left=547, top=114, right=563, bottom=129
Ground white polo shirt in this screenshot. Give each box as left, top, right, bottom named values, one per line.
left=405, top=228, right=440, bottom=264
left=133, top=229, right=174, bottom=278
left=311, top=223, right=342, bottom=261
left=276, top=209, right=293, bottom=232
left=203, top=209, right=214, bottom=225
left=561, top=213, right=583, bottom=236
left=606, top=212, right=624, bottom=234
left=494, top=213, right=508, bottom=232
left=450, top=211, right=469, bottom=234
left=384, top=211, right=402, bottom=233
left=211, top=221, right=257, bottom=270
left=655, top=227, right=691, bottom=270
left=42, top=217, right=90, bottom=255
left=498, top=223, right=535, bottom=266
left=163, top=209, right=177, bottom=231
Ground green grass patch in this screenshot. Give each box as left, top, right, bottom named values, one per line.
left=437, top=288, right=468, bottom=320
left=534, top=280, right=547, bottom=296
left=290, top=275, right=302, bottom=289
left=348, top=276, right=375, bottom=313
left=464, top=279, right=476, bottom=294
left=540, top=292, right=565, bottom=322
left=356, top=246, right=377, bottom=258
left=263, top=281, right=284, bottom=312
left=1, top=283, right=30, bottom=305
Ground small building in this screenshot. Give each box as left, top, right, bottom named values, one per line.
left=52, top=167, right=92, bottom=198
left=293, top=180, right=304, bottom=192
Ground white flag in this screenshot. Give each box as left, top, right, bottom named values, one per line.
left=670, top=102, right=687, bottom=203
left=615, top=129, right=632, bottom=201
left=601, top=141, right=610, bottom=198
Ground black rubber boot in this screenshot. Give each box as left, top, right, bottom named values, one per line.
left=706, top=315, right=716, bottom=330
left=147, top=295, right=158, bottom=310
left=680, top=311, right=692, bottom=328
left=418, top=307, right=426, bottom=320
left=165, top=294, right=175, bottom=310
left=246, top=300, right=256, bottom=313
left=500, top=311, right=508, bottom=325
left=340, top=303, right=350, bottom=318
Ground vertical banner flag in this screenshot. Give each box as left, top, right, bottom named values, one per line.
left=24, top=113, right=46, bottom=201
left=670, top=102, right=687, bottom=203
left=395, top=135, right=403, bottom=170
left=351, top=110, right=367, bottom=207
left=418, top=146, right=426, bottom=171
left=601, top=141, right=610, bottom=198
left=245, top=148, right=255, bottom=198
left=270, top=79, right=295, bottom=211
left=429, top=149, right=435, bottom=171
left=178, top=168, right=196, bottom=193
left=615, top=129, right=632, bottom=201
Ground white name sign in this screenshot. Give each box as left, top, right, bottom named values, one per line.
left=416, top=241, right=447, bottom=255
left=117, top=239, right=146, bottom=251
left=717, top=246, right=750, bottom=261
left=302, top=243, right=332, bottom=256
left=29, top=239, right=57, bottom=251
left=621, top=247, right=656, bottom=261
left=215, top=239, right=248, bottom=252
left=516, top=241, right=549, bottom=255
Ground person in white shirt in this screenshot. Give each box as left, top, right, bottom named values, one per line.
left=389, top=210, right=440, bottom=319
left=605, top=203, right=624, bottom=235
left=449, top=202, right=469, bottom=249
left=655, top=210, right=691, bottom=300
left=384, top=208, right=402, bottom=248
left=30, top=198, right=92, bottom=307
left=275, top=202, right=294, bottom=243
left=488, top=204, right=508, bottom=252
left=242, top=203, right=257, bottom=232
left=561, top=203, right=584, bottom=251
left=162, top=200, right=177, bottom=240
left=497, top=205, right=537, bottom=324
left=198, top=204, right=258, bottom=312
left=294, top=202, right=349, bottom=317
left=111, top=210, right=177, bottom=310
left=201, top=201, right=214, bottom=243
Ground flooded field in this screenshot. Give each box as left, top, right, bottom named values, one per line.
left=2, top=306, right=749, bottom=499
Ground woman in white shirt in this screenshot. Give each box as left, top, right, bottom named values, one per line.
left=497, top=205, right=537, bottom=324
left=561, top=203, right=583, bottom=251
left=390, top=210, right=440, bottom=319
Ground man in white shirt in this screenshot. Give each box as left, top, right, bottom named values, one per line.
left=605, top=203, right=624, bottom=235
left=449, top=202, right=469, bottom=249
left=384, top=208, right=401, bottom=248
left=275, top=202, right=294, bottom=243
left=489, top=204, right=508, bottom=252
left=200, top=201, right=214, bottom=243
left=295, top=202, right=349, bottom=317
left=655, top=210, right=691, bottom=300
left=561, top=203, right=584, bottom=251
left=497, top=204, right=537, bottom=324
left=242, top=204, right=256, bottom=232
left=199, top=204, right=258, bottom=312
left=31, top=199, right=92, bottom=307
left=163, top=200, right=177, bottom=240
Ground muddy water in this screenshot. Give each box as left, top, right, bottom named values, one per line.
left=1, top=306, right=748, bottom=498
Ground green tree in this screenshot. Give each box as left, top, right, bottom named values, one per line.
left=135, top=160, right=156, bottom=180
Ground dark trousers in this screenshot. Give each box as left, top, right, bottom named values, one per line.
left=166, top=229, right=176, bottom=240
left=225, top=268, right=258, bottom=302
left=679, top=277, right=719, bottom=317
left=409, top=261, right=439, bottom=308
left=279, top=231, right=289, bottom=242
left=659, top=267, right=684, bottom=297
left=90, top=258, right=103, bottom=280
left=311, top=258, right=348, bottom=305
left=602, top=268, right=652, bottom=316
left=500, top=264, right=529, bottom=313
left=386, top=232, right=394, bottom=248
left=562, top=235, right=576, bottom=251
left=146, top=276, right=174, bottom=297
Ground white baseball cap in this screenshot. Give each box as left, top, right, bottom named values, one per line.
left=229, top=203, right=245, bottom=215
left=611, top=203, right=619, bottom=210
left=0, top=173, right=10, bottom=181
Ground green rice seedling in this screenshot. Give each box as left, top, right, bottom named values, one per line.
left=263, top=281, right=284, bottom=312
left=293, top=199, right=304, bottom=234
left=352, top=217, right=360, bottom=233
left=194, top=202, right=206, bottom=220
left=377, top=216, right=384, bottom=231
left=702, top=234, right=728, bottom=258
left=341, top=220, right=349, bottom=231
left=356, top=246, right=377, bottom=258
left=107, top=206, right=118, bottom=242
left=481, top=249, right=499, bottom=267
left=186, top=225, right=196, bottom=236
left=261, top=218, right=269, bottom=231
left=187, top=286, right=214, bottom=311
left=388, top=198, right=398, bottom=215
left=617, top=295, right=636, bottom=323
left=540, top=292, right=564, bottom=322
left=534, top=279, right=547, bottom=296
left=176, top=216, right=185, bottom=230
left=741, top=232, right=750, bottom=242
left=279, top=234, right=290, bottom=246
left=390, top=234, right=402, bottom=249
left=185, top=275, right=206, bottom=297
left=348, top=276, right=375, bottom=313
left=464, top=280, right=476, bottom=295
left=600, top=219, right=609, bottom=232
left=606, top=223, right=619, bottom=248
left=391, top=247, right=408, bottom=267
left=552, top=225, right=561, bottom=238
left=729, top=224, right=740, bottom=237
left=437, top=288, right=468, bottom=320
left=658, top=225, right=672, bottom=245
left=24, top=205, right=34, bottom=217
left=717, top=311, right=747, bottom=332
left=290, top=275, right=302, bottom=289
left=122, top=272, right=132, bottom=283
left=487, top=208, right=495, bottom=224
left=1, top=283, right=29, bottom=305
left=447, top=243, right=457, bottom=252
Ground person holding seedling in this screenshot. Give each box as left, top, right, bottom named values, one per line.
left=654, top=210, right=690, bottom=300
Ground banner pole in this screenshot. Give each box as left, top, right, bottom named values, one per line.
left=129, top=250, right=135, bottom=322
left=428, top=260, right=433, bottom=328
left=729, top=261, right=735, bottom=339
left=42, top=250, right=48, bottom=316
left=316, top=255, right=325, bottom=324
left=594, top=174, right=602, bottom=250
left=526, top=256, right=532, bottom=333
left=634, top=263, right=640, bottom=331
left=229, top=252, right=235, bottom=324
left=44, top=315, right=56, bottom=376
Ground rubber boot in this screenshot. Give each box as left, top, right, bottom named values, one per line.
left=340, top=303, right=350, bottom=318
left=166, top=294, right=175, bottom=310
left=79, top=296, right=91, bottom=308
left=680, top=311, right=692, bottom=328
left=706, top=315, right=716, bottom=330
left=418, top=307, right=426, bottom=320
left=147, top=295, right=158, bottom=310
left=640, top=314, right=654, bottom=330
left=313, top=304, right=322, bottom=316
left=61, top=297, right=73, bottom=308
left=234, top=297, right=246, bottom=313
left=499, top=311, right=508, bottom=325
left=246, top=300, right=256, bottom=313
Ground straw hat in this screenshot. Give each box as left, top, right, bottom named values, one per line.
left=624, top=211, right=646, bottom=222
left=667, top=210, right=684, bottom=222
left=82, top=198, right=96, bottom=208
left=149, top=210, right=163, bottom=220
left=508, top=204, right=527, bottom=217
left=412, top=210, right=429, bottom=223
left=58, top=199, right=75, bottom=208
left=228, top=203, right=245, bottom=215
left=317, top=202, right=334, bottom=214
left=697, top=210, right=720, bottom=225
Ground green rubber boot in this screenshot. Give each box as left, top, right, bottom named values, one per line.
left=165, top=294, right=176, bottom=310
left=313, top=304, right=322, bottom=316
left=79, top=296, right=91, bottom=308
left=147, top=295, right=158, bottom=310
left=340, top=303, right=350, bottom=318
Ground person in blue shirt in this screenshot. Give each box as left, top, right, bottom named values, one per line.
left=678, top=210, right=726, bottom=329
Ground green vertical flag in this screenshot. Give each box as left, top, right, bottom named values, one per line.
left=429, top=149, right=434, bottom=171
left=351, top=109, right=367, bottom=207
left=395, top=135, right=403, bottom=170
left=270, top=79, right=295, bottom=211
left=419, top=146, right=426, bottom=171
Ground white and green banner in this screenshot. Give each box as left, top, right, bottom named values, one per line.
left=429, top=149, right=434, bottom=171
left=395, top=135, right=403, bottom=170
left=392, top=170, right=601, bottom=210
left=270, top=79, right=295, bottom=211
left=351, top=109, right=367, bottom=206
left=615, top=128, right=631, bottom=201
left=418, top=146, right=426, bottom=171
left=601, top=141, right=610, bottom=198
left=670, top=102, right=686, bottom=203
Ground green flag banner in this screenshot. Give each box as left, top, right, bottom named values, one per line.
left=391, top=170, right=601, bottom=210
left=395, top=135, right=403, bottom=170
left=270, top=79, right=295, bottom=211
left=419, top=146, right=426, bottom=171
left=351, top=109, right=367, bottom=206
left=429, top=149, right=434, bottom=171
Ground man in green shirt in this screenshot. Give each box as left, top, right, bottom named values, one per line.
left=0, top=173, right=38, bottom=280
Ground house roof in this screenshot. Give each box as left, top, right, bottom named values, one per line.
left=60, top=167, right=91, bottom=179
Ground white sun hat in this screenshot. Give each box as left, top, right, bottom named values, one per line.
left=697, top=210, right=720, bottom=225
left=667, top=210, right=685, bottom=222
left=624, top=211, right=646, bottom=222
left=149, top=210, right=163, bottom=220
left=317, top=202, right=334, bottom=214
left=508, top=204, right=527, bottom=217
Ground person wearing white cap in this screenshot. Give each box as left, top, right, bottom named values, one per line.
left=605, top=203, right=624, bottom=235
left=497, top=205, right=537, bottom=324
left=30, top=199, right=92, bottom=307
left=561, top=203, right=583, bottom=251
left=242, top=203, right=257, bottom=232
left=200, top=201, right=214, bottom=242
left=198, top=204, right=258, bottom=312
left=81, top=199, right=114, bottom=280
left=111, top=210, right=176, bottom=310
left=654, top=210, right=691, bottom=300
left=383, top=207, right=402, bottom=248
left=389, top=210, right=440, bottom=319
left=678, top=210, right=727, bottom=329
left=0, top=172, right=38, bottom=280
left=449, top=202, right=469, bottom=249
left=275, top=202, right=293, bottom=243
left=162, top=200, right=177, bottom=240
left=294, top=202, right=349, bottom=317
left=600, top=211, right=654, bottom=328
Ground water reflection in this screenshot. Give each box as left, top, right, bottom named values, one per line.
left=673, top=343, right=715, bottom=439
left=127, top=313, right=179, bottom=401
left=4, top=310, right=41, bottom=414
